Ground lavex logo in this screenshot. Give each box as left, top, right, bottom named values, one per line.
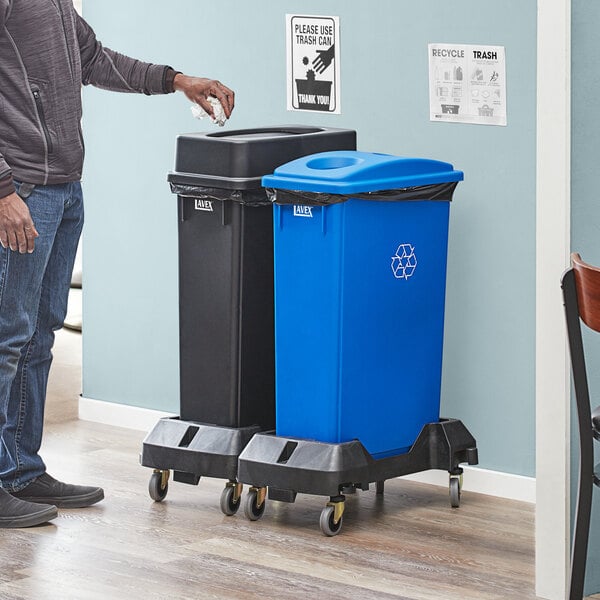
left=195, top=199, right=214, bottom=212
left=293, top=205, right=313, bottom=218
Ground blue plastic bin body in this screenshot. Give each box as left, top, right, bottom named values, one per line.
left=263, top=151, right=463, bottom=458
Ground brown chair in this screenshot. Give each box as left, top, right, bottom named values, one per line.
left=562, top=253, right=600, bottom=600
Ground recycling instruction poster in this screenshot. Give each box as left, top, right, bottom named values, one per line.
left=429, top=43, right=506, bottom=126
left=286, top=14, right=341, bottom=114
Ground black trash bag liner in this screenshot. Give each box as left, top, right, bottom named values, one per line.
left=265, top=181, right=459, bottom=206
left=170, top=183, right=272, bottom=207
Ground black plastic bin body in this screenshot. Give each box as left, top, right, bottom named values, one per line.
left=175, top=192, right=273, bottom=427
left=169, top=127, right=357, bottom=428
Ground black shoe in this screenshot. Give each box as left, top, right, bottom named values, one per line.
left=11, top=473, right=104, bottom=508
left=0, top=488, right=58, bottom=528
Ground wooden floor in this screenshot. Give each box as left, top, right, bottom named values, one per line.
left=0, top=329, right=558, bottom=599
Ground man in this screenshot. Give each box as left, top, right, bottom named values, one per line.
left=0, top=0, right=234, bottom=528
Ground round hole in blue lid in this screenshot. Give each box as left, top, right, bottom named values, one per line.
left=306, top=155, right=361, bottom=170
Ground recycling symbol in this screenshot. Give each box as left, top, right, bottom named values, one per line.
left=391, top=244, right=417, bottom=280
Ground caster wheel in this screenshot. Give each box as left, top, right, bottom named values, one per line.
left=449, top=476, right=461, bottom=508
left=320, top=505, right=343, bottom=537
left=149, top=470, right=169, bottom=502
left=244, top=489, right=266, bottom=521
left=220, top=484, right=241, bottom=516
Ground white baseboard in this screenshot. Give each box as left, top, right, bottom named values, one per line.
left=78, top=397, right=536, bottom=504
left=402, top=466, right=535, bottom=504
left=79, top=397, right=175, bottom=433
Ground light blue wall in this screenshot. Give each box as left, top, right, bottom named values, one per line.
left=82, top=0, right=536, bottom=477
left=571, top=0, right=600, bottom=593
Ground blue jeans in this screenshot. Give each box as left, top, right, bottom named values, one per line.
left=0, top=182, right=83, bottom=491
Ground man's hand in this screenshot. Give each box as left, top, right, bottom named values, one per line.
left=0, top=192, right=39, bottom=253
left=173, top=75, right=235, bottom=119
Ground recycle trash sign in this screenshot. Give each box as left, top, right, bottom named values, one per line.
left=428, top=43, right=507, bottom=126
left=286, top=14, right=341, bottom=114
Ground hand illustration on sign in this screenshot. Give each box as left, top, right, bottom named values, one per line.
left=312, top=44, right=335, bottom=74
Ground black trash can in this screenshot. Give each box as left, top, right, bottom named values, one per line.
left=141, top=126, right=357, bottom=514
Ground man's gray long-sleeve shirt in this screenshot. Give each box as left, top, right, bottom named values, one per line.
left=0, top=0, right=177, bottom=197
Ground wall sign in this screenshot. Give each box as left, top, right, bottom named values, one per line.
left=429, top=43, right=507, bottom=126
left=286, top=14, right=341, bottom=114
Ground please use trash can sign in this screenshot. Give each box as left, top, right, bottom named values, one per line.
left=286, top=14, right=341, bottom=114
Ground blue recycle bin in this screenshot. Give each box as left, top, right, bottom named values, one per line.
left=262, top=151, right=463, bottom=458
